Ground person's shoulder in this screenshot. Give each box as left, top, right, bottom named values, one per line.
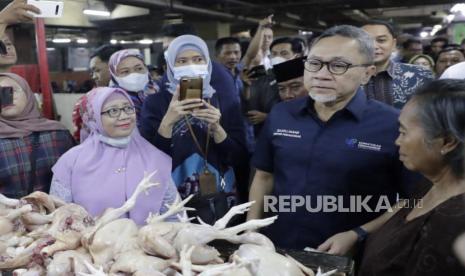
left=269, top=98, right=306, bottom=117
left=212, top=61, right=228, bottom=76
left=55, top=142, right=83, bottom=165
left=427, top=194, right=465, bottom=231
left=48, top=129, right=74, bottom=140
left=145, top=88, right=171, bottom=105
left=436, top=194, right=465, bottom=214
left=365, top=98, right=400, bottom=119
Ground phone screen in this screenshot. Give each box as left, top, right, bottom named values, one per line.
left=0, top=87, right=14, bottom=108
left=0, top=41, right=7, bottom=55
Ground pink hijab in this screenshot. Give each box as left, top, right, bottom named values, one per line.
left=52, top=87, right=172, bottom=224
left=108, top=48, right=144, bottom=77
left=0, top=73, right=66, bottom=138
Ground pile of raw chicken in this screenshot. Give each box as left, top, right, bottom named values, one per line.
left=0, top=172, right=338, bottom=276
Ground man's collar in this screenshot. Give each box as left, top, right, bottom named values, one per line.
left=375, top=60, right=395, bottom=78
left=298, top=87, right=367, bottom=121
left=385, top=61, right=395, bottom=78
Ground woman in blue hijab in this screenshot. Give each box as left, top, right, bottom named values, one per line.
left=140, top=35, right=247, bottom=224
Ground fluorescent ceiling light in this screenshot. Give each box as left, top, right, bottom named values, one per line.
left=420, top=31, right=429, bottom=38
left=451, top=3, right=465, bottom=15
left=139, top=39, right=153, bottom=44
left=83, top=9, right=111, bottom=17
left=52, top=38, right=71, bottom=43
left=46, top=48, right=55, bottom=51
left=431, top=25, right=442, bottom=36
left=77, top=38, right=88, bottom=44
left=110, top=39, right=118, bottom=44
left=447, top=14, right=455, bottom=23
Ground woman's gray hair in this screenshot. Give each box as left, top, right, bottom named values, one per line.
left=311, top=25, right=375, bottom=64
left=413, top=79, right=465, bottom=178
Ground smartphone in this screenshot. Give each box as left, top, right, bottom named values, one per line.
left=179, top=77, right=203, bottom=101
left=0, top=87, right=13, bottom=112
left=27, top=0, right=64, bottom=18
left=0, top=41, right=6, bottom=55
left=247, top=65, right=267, bottom=79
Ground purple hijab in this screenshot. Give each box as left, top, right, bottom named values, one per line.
left=52, top=87, right=172, bottom=224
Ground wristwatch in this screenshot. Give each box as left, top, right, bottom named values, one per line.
left=352, top=226, right=368, bottom=243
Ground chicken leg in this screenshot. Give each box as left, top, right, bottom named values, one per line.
left=82, top=171, right=159, bottom=248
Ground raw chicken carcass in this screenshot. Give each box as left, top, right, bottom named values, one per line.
left=232, top=244, right=309, bottom=276
left=0, top=236, right=54, bottom=270
left=46, top=249, right=92, bottom=276
left=175, top=245, right=256, bottom=276
left=22, top=192, right=56, bottom=214
left=0, top=193, right=21, bottom=208
left=40, top=203, right=94, bottom=258
left=0, top=205, right=32, bottom=236
left=140, top=198, right=277, bottom=265
left=81, top=170, right=159, bottom=249
left=109, top=249, right=171, bottom=274
left=88, top=218, right=139, bottom=271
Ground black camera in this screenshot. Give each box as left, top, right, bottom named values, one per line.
left=247, top=65, right=267, bottom=79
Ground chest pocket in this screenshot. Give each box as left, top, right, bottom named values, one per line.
left=272, top=129, right=309, bottom=167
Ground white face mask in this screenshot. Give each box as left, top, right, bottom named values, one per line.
left=172, top=64, right=209, bottom=80
left=271, top=56, right=288, bottom=66
left=114, top=73, right=149, bottom=92
left=98, top=134, right=131, bottom=148
left=309, top=91, right=337, bottom=103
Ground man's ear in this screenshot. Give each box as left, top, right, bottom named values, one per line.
left=361, top=65, right=376, bottom=85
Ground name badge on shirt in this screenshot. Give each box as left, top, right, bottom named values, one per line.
left=346, top=138, right=382, bottom=152
left=273, top=129, right=302, bottom=139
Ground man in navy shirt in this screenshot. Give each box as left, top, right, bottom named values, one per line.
left=247, top=25, right=419, bottom=249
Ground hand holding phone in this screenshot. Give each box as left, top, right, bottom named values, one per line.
left=0, top=0, right=40, bottom=24
left=27, top=0, right=63, bottom=18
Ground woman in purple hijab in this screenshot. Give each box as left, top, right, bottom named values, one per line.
left=50, top=87, right=178, bottom=224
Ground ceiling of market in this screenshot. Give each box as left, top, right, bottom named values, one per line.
left=2, top=0, right=464, bottom=43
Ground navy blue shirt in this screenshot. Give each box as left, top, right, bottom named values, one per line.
left=252, top=89, right=420, bottom=249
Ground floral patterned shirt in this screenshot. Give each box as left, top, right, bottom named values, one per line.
left=363, top=62, right=434, bottom=109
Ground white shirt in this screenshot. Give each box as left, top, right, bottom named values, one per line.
left=261, top=50, right=273, bottom=70
left=440, top=61, right=465, bottom=79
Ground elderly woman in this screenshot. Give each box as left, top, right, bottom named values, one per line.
left=319, top=79, right=465, bottom=275
left=50, top=87, right=178, bottom=224
left=140, top=35, right=247, bottom=224
left=0, top=73, right=74, bottom=198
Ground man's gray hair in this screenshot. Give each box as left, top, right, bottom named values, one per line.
left=311, top=25, right=375, bottom=64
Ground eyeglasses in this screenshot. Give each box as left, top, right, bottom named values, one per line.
left=101, top=106, right=136, bottom=118
left=303, top=58, right=372, bottom=75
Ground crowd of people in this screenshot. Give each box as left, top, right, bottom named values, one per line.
left=3, top=0, right=465, bottom=275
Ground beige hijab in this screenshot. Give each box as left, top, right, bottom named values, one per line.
left=0, top=73, right=67, bottom=138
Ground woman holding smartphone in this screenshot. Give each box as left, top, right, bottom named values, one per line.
left=0, top=73, right=74, bottom=198
left=140, top=35, right=247, bottom=224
